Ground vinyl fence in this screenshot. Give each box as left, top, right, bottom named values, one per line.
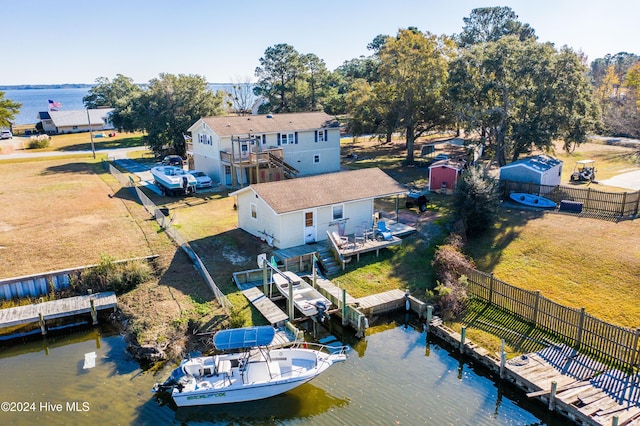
left=464, top=268, right=640, bottom=371
left=503, top=180, right=640, bottom=220
left=104, top=161, right=231, bottom=312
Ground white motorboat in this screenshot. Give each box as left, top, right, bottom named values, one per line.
left=150, top=165, right=197, bottom=195
left=152, top=326, right=347, bottom=407
left=272, top=271, right=332, bottom=319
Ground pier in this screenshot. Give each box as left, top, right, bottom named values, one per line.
left=0, top=292, right=117, bottom=335
left=428, top=317, right=640, bottom=425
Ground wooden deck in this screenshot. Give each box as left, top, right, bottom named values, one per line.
left=314, top=276, right=357, bottom=305
left=505, top=344, right=640, bottom=425
left=241, top=286, right=288, bottom=326
left=0, top=292, right=117, bottom=330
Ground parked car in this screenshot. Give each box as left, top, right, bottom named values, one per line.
left=0, top=129, right=13, bottom=139
left=161, top=155, right=184, bottom=167
left=188, top=170, right=213, bottom=188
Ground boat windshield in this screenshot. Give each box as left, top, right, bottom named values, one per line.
left=213, top=326, right=275, bottom=351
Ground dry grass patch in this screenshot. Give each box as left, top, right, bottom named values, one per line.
left=466, top=210, right=640, bottom=327
left=0, top=158, right=154, bottom=278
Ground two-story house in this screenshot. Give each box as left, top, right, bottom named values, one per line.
left=186, top=112, right=341, bottom=188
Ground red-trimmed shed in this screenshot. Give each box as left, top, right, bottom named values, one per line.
left=428, top=160, right=466, bottom=193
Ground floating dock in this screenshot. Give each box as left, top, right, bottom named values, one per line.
left=0, top=292, right=117, bottom=335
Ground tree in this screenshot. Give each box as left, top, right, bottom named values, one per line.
left=136, top=73, right=225, bottom=156
left=254, top=44, right=303, bottom=113
left=452, top=165, right=500, bottom=237
left=449, top=37, right=599, bottom=165
left=83, top=74, right=143, bottom=131
left=0, top=91, right=21, bottom=128
left=228, top=77, right=255, bottom=115
left=302, top=53, right=330, bottom=111
left=375, top=29, right=456, bottom=162
left=457, top=6, right=536, bottom=47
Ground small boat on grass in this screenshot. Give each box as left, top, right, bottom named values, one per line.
left=272, top=271, right=332, bottom=320
left=150, top=165, right=197, bottom=196
left=152, top=326, right=347, bottom=407
left=509, top=192, right=557, bottom=208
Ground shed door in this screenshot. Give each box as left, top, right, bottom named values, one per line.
left=304, top=210, right=316, bottom=243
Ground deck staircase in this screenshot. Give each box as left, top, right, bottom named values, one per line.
left=316, top=246, right=341, bottom=277
left=268, top=152, right=299, bottom=179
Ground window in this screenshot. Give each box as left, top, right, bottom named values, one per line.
left=332, top=204, right=343, bottom=220
left=315, top=129, right=328, bottom=142
left=251, top=203, right=257, bottom=219
left=313, top=154, right=320, bottom=164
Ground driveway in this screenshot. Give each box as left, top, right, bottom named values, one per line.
left=599, top=170, right=640, bottom=191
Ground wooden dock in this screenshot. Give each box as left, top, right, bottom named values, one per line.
left=428, top=319, right=640, bottom=426
left=0, top=292, right=117, bottom=334
left=357, top=289, right=407, bottom=315
left=242, top=286, right=288, bottom=326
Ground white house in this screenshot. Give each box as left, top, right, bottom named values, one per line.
left=186, top=112, right=341, bottom=188
left=499, top=154, right=563, bottom=187
left=229, top=168, right=407, bottom=249
left=38, top=109, right=115, bottom=134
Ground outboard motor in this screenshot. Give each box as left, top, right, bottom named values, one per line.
left=315, top=301, right=329, bottom=322
left=182, top=176, right=189, bottom=194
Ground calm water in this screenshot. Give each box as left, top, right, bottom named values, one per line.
left=0, top=316, right=564, bottom=425
left=3, top=84, right=240, bottom=125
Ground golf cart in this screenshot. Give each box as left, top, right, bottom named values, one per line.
left=570, top=160, right=596, bottom=182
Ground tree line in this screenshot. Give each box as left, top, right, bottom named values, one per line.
left=1, top=7, right=638, bottom=164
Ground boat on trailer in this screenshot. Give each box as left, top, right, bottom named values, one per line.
left=509, top=192, right=557, bottom=208
left=150, top=165, right=197, bottom=196
left=152, top=326, right=347, bottom=406
left=272, top=271, right=332, bottom=319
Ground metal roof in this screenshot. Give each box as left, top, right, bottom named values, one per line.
left=213, top=326, right=275, bottom=350
left=500, top=154, right=562, bottom=173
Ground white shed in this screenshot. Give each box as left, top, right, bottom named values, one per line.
left=229, top=168, right=407, bottom=249
left=499, top=155, right=563, bottom=187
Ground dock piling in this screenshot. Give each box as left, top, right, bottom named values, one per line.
left=38, top=312, right=47, bottom=335
left=548, top=381, right=557, bottom=411
left=90, top=299, right=98, bottom=325
left=460, top=326, right=466, bottom=353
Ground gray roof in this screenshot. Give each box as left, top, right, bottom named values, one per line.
left=189, top=111, right=339, bottom=136
left=232, top=168, right=407, bottom=214
left=500, top=154, right=562, bottom=173
left=48, top=109, right=114, bottom=127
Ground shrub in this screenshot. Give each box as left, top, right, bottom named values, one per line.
left=453, top=165, right=500, bottom=237
left=27, top=135, right=51, bottom=149
left=80, top=255, right=152, bottom=294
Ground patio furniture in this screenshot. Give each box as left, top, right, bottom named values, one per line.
left=354, top=226, right=365, bottom=246
left=331, top=231, right=349, bottom=249
left=377, top=221, right=393, bottom=241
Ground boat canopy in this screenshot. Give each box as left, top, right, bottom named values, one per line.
left=213, top=326, right=275, bottom=351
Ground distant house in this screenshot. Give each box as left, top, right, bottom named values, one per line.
left=229, top=168, right=407, bottom=249
left=499, top=154, right=563, bottom=187
left=187, top=112, right=341, bottom=188
left=38, top=109, right=115, bottom=134
left=428, top=159, right=467, bottom=193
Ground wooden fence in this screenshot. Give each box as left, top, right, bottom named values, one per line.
left=464, top=268, right=640, bottom=371
left=104, top=161, right=232, bottom=312
left=503, top=180, right=640, bottom=220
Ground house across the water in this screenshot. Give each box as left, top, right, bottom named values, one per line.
left=187, top=111, right=341, bottom=188
left=38, top=108, right=115, bottom=135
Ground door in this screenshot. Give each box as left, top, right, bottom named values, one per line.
left=304, top=210, right=316, bottom=243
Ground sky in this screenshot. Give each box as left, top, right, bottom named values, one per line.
left=3, top=0, right=639, bottom=85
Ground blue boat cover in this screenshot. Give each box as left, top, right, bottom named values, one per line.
left=213, top=326, right=275, bottom=351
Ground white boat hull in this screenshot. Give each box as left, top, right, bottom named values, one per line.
left=272, top=271, right=332, bottom=317
left=158, top=345, right=346, bottom=407
left=151, top=166, right=197, bottom=193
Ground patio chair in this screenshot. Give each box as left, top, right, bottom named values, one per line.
left=331, top=231, right=349, bottom=249
left=354, top=226, right=365, bottom=246
left=377, top=221, right=393, bottom=241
